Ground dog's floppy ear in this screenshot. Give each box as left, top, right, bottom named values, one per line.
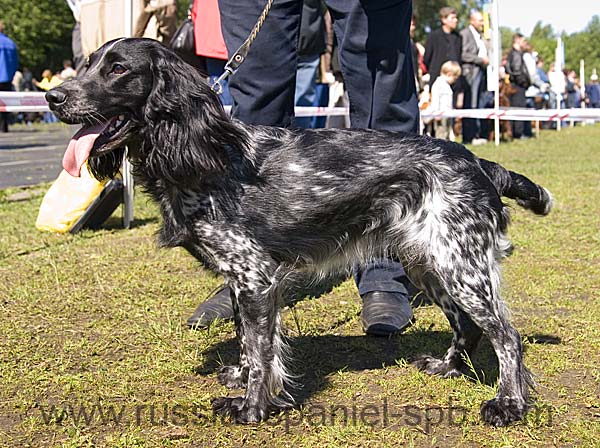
left=143, top=46, right=241, bottom=186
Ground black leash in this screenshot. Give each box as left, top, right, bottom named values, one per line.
left=211, top=0, right=274, bottom=94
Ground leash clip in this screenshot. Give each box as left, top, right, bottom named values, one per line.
left=211, top=69, right=232, bottom=95
left=208, top=0, right=272, bottom=95
left=210, top=43, right=250, bottom=94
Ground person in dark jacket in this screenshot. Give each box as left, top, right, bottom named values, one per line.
left=506, top=33, right=532, bottom=138
left=460, top=10, right=489, bottom=144
left=585, top=72, right=600, bottom=108
left=423, top=6, right=461, bottom=88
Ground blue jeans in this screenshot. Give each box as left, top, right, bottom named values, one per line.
left=43, top=111, right=58, bottom=123
left=294, top=54, right=320, bottom=128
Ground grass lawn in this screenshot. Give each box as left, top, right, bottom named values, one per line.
left=1, top=125, right=599, bottom=447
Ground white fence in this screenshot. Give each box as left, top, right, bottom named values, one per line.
left=3, top=92, right=600, bottom=122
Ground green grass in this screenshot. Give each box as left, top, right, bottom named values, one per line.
left=1, top=125, right=600, bottom=447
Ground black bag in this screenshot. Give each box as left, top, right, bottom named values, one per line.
left=69, top=179, right=124, bottom=234
left=169, top=3, right=195, bottom=58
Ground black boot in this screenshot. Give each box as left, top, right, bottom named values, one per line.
left=186, top=286, right=234, bottom=328
left=361, top=291, right=414, bottom=336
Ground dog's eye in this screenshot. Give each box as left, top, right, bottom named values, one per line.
left=110, top=64, right=127, bottom=75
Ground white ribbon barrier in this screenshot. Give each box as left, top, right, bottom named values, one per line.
left=289, top=106, right=600, bottom=122
left=0, top=91, right=49, bottom=112
left=3, top=91, right=600, bottom=122
left=420, top=107, right=600, bottom=122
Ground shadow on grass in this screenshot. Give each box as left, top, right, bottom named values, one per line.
left=526, top=334, right=562, bottom=345
left=194, top=326, right=561, bottom=406
left=194, top=330, right=504, bottom=403
left=99, top=216, right=159, bottom=230
left=191, top=275, right=561, bottom=405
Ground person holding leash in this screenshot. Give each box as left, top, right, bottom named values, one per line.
left=187, top=0, right=420, bottom=337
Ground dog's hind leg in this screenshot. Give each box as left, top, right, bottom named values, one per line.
left=409, top=207, right=532, bottom=426
left=442, top=256, right=532, bottom=426
left=412, top=278, right=482, bottom=378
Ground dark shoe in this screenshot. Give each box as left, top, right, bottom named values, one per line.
left=361, top=291, right=414, bottom=337
left=186, top=286, right=234, bottom=329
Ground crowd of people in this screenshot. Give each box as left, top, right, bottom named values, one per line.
left=414, top=7, right=599, bottom=143
left=2, top=3, right=599, bottom=136
left=183, top=3, right=600, bottom=143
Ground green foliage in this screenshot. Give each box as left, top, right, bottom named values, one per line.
left=528, top=21, right=556, bottom=66
left=0, top=0, right=73, bottom=76
left=176, top=0, right=192, bottom=22
left=524, top=15, right=600, bottom=74
left=500, top=26, right=514, bottom=56
left=564, top=16, right=600, bottom=76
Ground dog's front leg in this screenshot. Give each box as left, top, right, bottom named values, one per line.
left=212, top=282, right=290, bottom=423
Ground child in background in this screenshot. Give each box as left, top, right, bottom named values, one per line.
left=33, top=70, right=63, bottom=123
left=429, top=60, right=461, bottom=140
left=33, top=69, right=62, bottom=91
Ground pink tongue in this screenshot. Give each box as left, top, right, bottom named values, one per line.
left=63, top=121, right=112, bottom=177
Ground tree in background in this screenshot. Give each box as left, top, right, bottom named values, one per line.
left=176, top=0, right=192, bottom=22
left=0, top=0, right=73, bottom=76
left=528, top=22, right=556, bottom=66
left=517, top=15, right=600, bottom=75
left=565, top=16, right=600, bottom=76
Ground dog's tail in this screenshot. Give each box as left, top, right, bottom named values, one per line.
left=479, top=158, right=553, bottom=215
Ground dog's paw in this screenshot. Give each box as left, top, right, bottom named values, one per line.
left=412, top=355, right=463, bottom=378
left=211, top=396, right=265, bottom=424
left=480, top=397, right=529, bottom=426
left=217, top=365, right=247, bottom=389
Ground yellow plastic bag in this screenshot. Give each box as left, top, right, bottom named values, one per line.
left=36, top=163, right=107, bottom=233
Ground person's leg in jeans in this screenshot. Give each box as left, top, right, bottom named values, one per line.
left=471, top=71, right=483, bottom=139
left=217, top=0, right=303, bottom=127
left=327, top=0, right=418, bottom=335
left=186, top=0, right=303, bottom=328
left=462, top=71, right=482, bottom=143
left=294, top=54, right=320, bottom=128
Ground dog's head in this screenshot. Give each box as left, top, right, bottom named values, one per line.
left=47, top=38, right=240, bottom=184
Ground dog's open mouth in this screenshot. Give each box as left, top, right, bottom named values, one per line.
left=63, top=115, right=133, bottom=177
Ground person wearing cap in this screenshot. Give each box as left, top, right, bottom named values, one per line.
left=585, top=73, right=600, bottom=108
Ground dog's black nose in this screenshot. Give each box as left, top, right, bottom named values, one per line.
left=45, top=89, right=67, bottom=105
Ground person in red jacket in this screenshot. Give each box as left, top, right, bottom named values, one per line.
left=192, top=0, right=232, bottom=105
